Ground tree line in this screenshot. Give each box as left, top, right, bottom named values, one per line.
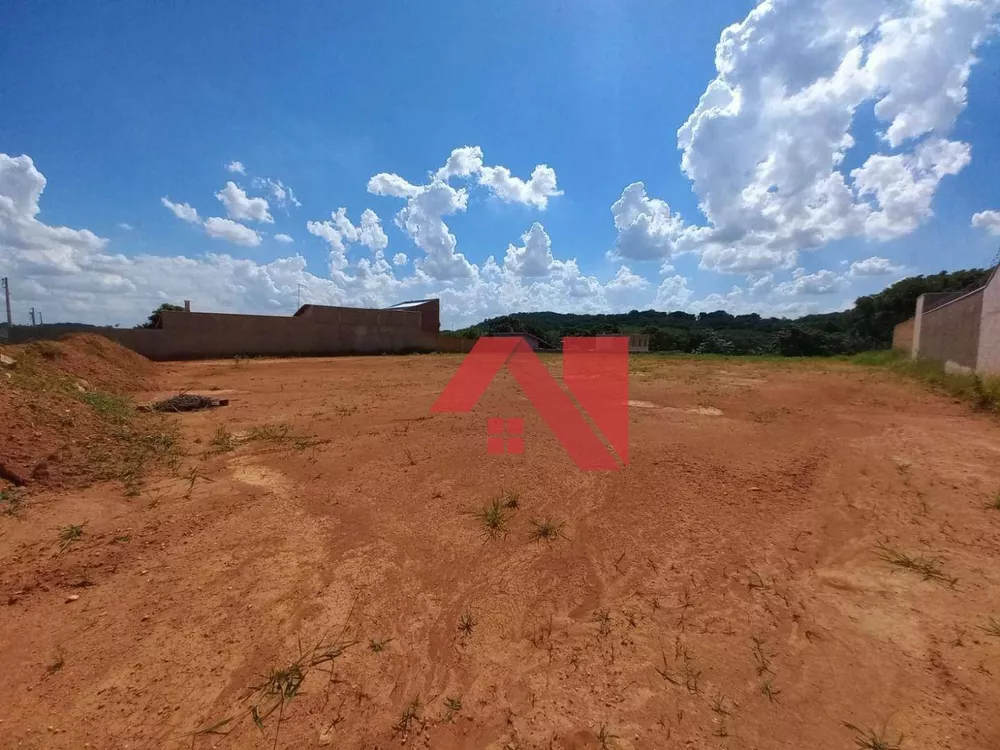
left=448, top=268, right=993, bottom=356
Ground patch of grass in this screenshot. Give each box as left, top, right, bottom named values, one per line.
left=843, top=722, right=904, bottom=750
left=985, top=491, right=1000, bottom=511
left=759, top=678, right=781, bottom=703
left=474, top=498, right=509, bottom=540
left=622, top=608, right=638, bottom=628
left=392, top=697, right=422, bottom=736
left=195, top=633, right=357, bottom=744
left=597, top=724, right=619, bottom=749
left=210, top=424, right=236, bottom=453
left=0, top=487, right=24, bottom=517
left=46, top=647, right=65, bottom=675
left=528, top=517, right=566, bottom=541
left=443, top=696, right=462, bottom=719
left=108, top=421, right=180, bottom=496
left=979, top=617, right=1000, bottom=638
left=458, top=610, right=477, bottom=637
left=875, top=541, right=957, bottom=586
left=500, top=489, right=520, bottom=509
left=750, top=635, right=774, bottom=676
left=369, top=637, right=393, bottom=653
left=58, top=523, right=85, bottom=552
left=595, top=609, right=612, bottom=637
left=245, top=423, right=292, bottom=443
left=850, top=350, right=1000, bottom=414
left=80, top=390, right=133, bottom=423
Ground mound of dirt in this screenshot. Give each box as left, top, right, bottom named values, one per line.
left=0, top=335, right=159, bottom=489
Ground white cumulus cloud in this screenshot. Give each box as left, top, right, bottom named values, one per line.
left=204, top=217, right=262, bottom=247
left=160, top=197, right=200, bottom=224
left=849, top=256, right=903, bottom=276
left=274, top=233, right=294, bottom=244
left=611, top=0, right=1000, bottom=273
left=215, top=181, right=273, bottom=223
left=972, top=209, right=1000, bottom=236
left=226, top=161, right=246, bottom=175
left=504, top=222, right=555, bottom=277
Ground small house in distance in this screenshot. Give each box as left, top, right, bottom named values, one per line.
left=628, top=333, right=650, bottom=353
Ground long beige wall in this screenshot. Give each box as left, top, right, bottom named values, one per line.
left=916, top=289, right=983, bottom=369
left=892, top=318, right=914, bottom=352
left=977, top=271, right=1000, bottom=375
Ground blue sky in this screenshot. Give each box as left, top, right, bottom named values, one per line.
left=2, top=0, right=1000, bottom=327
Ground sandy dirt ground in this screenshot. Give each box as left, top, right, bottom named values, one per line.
left=3, top=352, right=1000, bottom=749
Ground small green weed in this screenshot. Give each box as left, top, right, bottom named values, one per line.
left=392, top=697, right=422, bottom=736
left=46, top=647, right=65, bottom=675
left=0, top=487, right=24, bottom=517
left=443, top=696, right=462, bottom=719
left=529, top=517, right=565, bottom=541
left=458, top=610, right=477, bottom=636
left=80, top=391, right=133, bottom=423
left=597, top=724, right=620, bottom=749
left=209, top=424, right=236, bottom=453
left=595, top=609, right=612, bottom=637
left=843, top=721, right=904, bottom=750
left=875, top=541, right=957, bottom=586
left=369, top=637, right=393, bottom=653
left=500, top=489, right=520, bottom=509
left=475, top=498, right=509, bottom=540
left=979, top=617, right=1000, bottom=638
left=58, top=523, right=85, bottom=552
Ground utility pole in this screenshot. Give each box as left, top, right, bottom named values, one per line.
left=1, top=277, right=11, bottom=328
left=38, top=312, right=43, bottom=325
left=29, top=307, right=36, bottom=326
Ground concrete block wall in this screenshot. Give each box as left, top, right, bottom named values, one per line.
left=913, top=288, right=984, bottom=370
left=977, top=269, right=1000, bottom=375
left=893, top=318, right=914, bottom=352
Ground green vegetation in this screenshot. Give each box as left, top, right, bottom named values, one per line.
left=475, top=497, right=509, bottom=540
left=80, top=390, right=133, bottom=423
left=850, top=350, right=1000, bottom=414
left=139, top=302, right=186, bottom=329
left=875, top=541, right=957, bottom=586
left=448, top=268, right=992, bottom=356
left=529, top=517, right=566, bottom=541
left=843, top=722, right=905, bottom=750
left=58, top=523, right=85, bottom=552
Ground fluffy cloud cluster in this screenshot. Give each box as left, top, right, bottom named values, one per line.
left=159, top=162, right=303, bottom=247
left=972, top=210, right=1000, bottom=236
left=368, top=146, right=563, bottom=281
left=611, top=0, right=1000, bottom=272
left=4, top=0, right=995, bottom=330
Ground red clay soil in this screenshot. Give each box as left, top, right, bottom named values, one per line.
left=0, top=335, right=155, bottom=488
left=2, top=354, right=1000, bottom=749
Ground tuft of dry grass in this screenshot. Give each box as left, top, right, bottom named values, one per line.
left=843, top=722, right=904, bottom=750
left=474, top=498, right=509, bottom=540
left=875, top=541, right=957, bottom=586
left=529, top=517, right=566, bottom=542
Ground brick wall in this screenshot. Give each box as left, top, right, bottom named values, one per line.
left=892, top=318, right=914, bottom=353
left=977, top=269, right=1000, bottom=375
left=915, top=288, right=984, bottom=369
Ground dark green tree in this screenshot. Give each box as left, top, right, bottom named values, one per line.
left=139, top=303, right=185, bottom=329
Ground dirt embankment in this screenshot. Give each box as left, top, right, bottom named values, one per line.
left=0, top=334, right=157, bottom=489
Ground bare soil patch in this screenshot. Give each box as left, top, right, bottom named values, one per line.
left=2, top=353, right=1000, bottom=749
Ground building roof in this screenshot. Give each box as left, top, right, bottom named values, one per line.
left=388, top=299, right=436, bottom=309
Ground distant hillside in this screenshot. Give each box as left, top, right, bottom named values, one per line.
left=448, top=268, right=992, bottom=356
